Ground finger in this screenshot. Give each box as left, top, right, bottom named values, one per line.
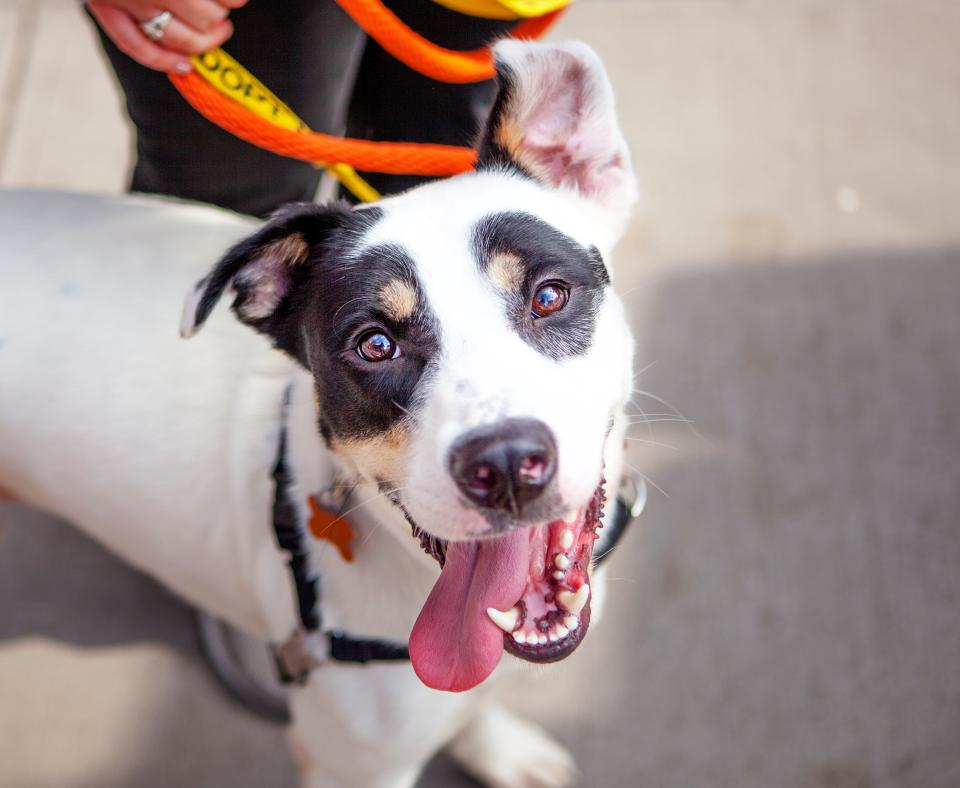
left=88, top=5, right=192, bottom=73
left=164, top=0, right=229, bottom=32
left=156, top=16, right=234, bottom=55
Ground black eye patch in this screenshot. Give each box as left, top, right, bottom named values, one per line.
left=300, top=234, right=439, bottom=441
left=472, top=212, right=610, bottom=360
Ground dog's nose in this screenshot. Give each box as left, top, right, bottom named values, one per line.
left=449, top=419, right=557, bottom=516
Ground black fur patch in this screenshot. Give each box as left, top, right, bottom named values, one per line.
left=300, top=241, right=439, bottom=440
left=193, top=203, right=439, bottom=441
left=474, top=59, right=534, bottom=182
left=472, top=212, right=609, bottom=360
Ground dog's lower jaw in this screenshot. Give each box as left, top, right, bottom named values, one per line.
left=406, top=473, right=607, bottom=692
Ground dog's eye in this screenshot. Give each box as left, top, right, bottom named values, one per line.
left=357, top=330, right=399, bottom=362
left=531, top=282, right=569, bottom=319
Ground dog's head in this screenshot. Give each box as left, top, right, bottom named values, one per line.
left=183, top=41, right=637, bottom=692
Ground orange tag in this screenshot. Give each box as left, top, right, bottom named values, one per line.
left=307, top=495, right=355, bottom=563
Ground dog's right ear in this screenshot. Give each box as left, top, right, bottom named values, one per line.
left=181, top=203, right=347, bottom=363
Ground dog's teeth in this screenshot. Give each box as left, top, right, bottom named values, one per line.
left=564, top=615, right=579, bottom=631
left=563, top=511, right=579, bottom=526
left=555, top=624, right=569, bottom=639
left=548, top=631, right=560, bottom=643
left=513, top=631, right=527, bottom=644
left=486, top=606, right=520, bottom=633
left=552, top=570, right=566, bottom=581
left=559, top=528, right=575, bottom=550
left=554, top=553, right=571, bottom=570
left=556, top=584, right=590, bottom=615
left=538, top=634, right=548, bottom=645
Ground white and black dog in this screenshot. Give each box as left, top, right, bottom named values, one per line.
left=0, top=40, right=636, bottom=787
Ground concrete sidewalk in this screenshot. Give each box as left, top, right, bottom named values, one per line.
left=2, top=1, right=959, bottom=786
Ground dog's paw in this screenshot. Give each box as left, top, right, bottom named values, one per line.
left=448, top=706, right=580, bottom=788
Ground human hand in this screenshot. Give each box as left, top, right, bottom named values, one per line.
left=87, top=0, right=248, bottom=73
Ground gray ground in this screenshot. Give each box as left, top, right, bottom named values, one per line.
left=1, top=1, right=959, bottom=786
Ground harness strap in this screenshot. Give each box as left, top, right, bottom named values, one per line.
left=269, top=389, right=409, bottom=683
left=328, top=631, right=412, bottom=664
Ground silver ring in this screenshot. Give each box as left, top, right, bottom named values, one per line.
left=140, top=11, right=173, bottom=42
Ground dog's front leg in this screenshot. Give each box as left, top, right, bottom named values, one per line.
left=286, top=669, right=479, bottom=788
left=288, top=723, right=425, bottom=788
left=290, top=723, right=421, bottom=788
left=447, top=704, right=580, bottom=788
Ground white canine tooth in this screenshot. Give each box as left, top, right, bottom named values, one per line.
left=486, top=606, right=520, bottom=633
left=549, top=631, right=560, bottom=643
left=538, top=634, right=548, bottom=645
left=556, top=584, right=590, bottom=615
left=554, top=554, right=570, bottom=570
left=559, top=529, right=575, bottom=551
left=555, top=624, right=569, bottom=638
left=564, top=615, right=579, bottom=630
left=513, top=631, right=526, bottom=644
left=552, top=570, right=566, bottom=581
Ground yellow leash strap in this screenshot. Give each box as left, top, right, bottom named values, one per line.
left=190, top=49, right=381, bottom=203
left=431, top=0, right=573, bottom=20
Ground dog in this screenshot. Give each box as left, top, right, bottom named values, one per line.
left=0, top=40, right=637, bottom=787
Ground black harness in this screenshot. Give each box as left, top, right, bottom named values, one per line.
left=269, top=403, right=643, bottom=684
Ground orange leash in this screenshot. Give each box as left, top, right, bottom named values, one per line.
left=167, top=0, right=565, bottom=178
left=170, top=69, right=478, bottom=176
left=332, top=0, right=562, bottom=84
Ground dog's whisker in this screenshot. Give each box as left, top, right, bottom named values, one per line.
left=623, top=436, right=677, bottom=450
left=391, top=399, right=413, bottom=417
left=331, top=295, right=367, bottom=324
left=628, top=391, right=703, bottom=442
left=631, top=360, right=658, bottom=380
left=593, top=545, right=618, bottom=564
left=623, top=415, right=694, bottom=423
left=359, top=519, right=385, bottom=549
left=625, top=463, right=669, bottom=499
left=321, top=485, right=410, bottom=534
left=628, top=393, right=656, bottom=441
left=353, top=488, right=412, bottom=549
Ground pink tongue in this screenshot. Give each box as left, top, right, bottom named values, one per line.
left=409, top=528, right=532, bottom=692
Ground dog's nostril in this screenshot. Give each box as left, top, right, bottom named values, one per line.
left=449, top=419, right=557, bottom=516
left=517, top=455, right=546, bottom=484
left=466, top=463, right=500, bottom=497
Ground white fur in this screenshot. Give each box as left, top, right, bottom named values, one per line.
left=0, top=42, right=636, bottom=787
left=360, top=172, right=634, bottom=542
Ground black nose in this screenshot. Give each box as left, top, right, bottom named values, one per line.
left=449, top=419, right=557, bottom=516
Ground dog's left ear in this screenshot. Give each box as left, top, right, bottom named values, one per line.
left=478, top=40, right=637, bottom=235
left=181, top=202, right=348, bottom=364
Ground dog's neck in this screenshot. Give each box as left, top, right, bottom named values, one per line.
left=280, top=368, right=440, bottom=641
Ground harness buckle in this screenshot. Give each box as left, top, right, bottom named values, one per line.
left=271, top=627, right=327, bottom=685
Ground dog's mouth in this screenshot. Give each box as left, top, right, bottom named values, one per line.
left=408, top=477, right=606, bottom=693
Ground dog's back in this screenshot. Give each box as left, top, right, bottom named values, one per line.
left=0, top=191, right=294, bottom=636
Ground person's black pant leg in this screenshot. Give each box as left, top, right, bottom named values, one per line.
left=88, top=0, right=366, bottom=217
left=345, top=1, right=512, bottom=196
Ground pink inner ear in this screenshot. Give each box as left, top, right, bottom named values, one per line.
left=236, top=255, right=291, bottom=320
left=507, top=48, right=634, bottom=212
left=233, top=233, right=308, bottom=321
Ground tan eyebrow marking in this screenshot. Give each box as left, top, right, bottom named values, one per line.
left=378, top=278, right=418, bottom=322
left=487, top=252, right=525, bottom=291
